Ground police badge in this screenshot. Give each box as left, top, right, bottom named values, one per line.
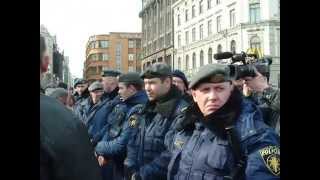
left=259, top=146, right=280, bottom=176
left=129, top=115, right=138, bottom=128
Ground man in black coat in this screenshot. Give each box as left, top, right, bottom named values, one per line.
left=40, top=34, right=102, bottom=180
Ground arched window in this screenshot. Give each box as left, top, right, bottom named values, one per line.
left=178, top=57, right=181, bottom=70
left=231, top=40, right=236, bottom=54
left=217, top=44, right=222, bottom=53
left=200, top=50, right=204, bottom=67
left=185, top=55, right=189, bottom=70
left=208, top=48, right=213, bottom=64
left=192, top=53, right=196, bottom=68
left=250, top=36, right=261, bottom=49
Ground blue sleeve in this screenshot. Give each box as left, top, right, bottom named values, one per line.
left=138, top=119, right=179, bottom=179
left=124, top=125, right=140, bottom=172
left=95, top=121, right=132, bottom=157
left=245, top=129, right=280, bottom=180
left=139, top=150, right=172, bottom=180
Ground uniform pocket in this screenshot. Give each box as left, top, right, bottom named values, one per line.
left=206, top=145, right=228, bottom=170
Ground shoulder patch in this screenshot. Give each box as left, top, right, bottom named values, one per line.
left=174, top=139, right=185, bottom=149
left=259, top=146, right=280, bottom=176
left=129, top=115, right=139, bottom=128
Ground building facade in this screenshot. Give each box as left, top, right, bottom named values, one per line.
left=139, top=0, right=175, bottom=71
left=84, top=33, right=142, bottom=82
left=173, top=0, right=280, bottom=87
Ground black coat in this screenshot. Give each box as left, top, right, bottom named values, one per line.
left=40, top=94, right=102, bottom=180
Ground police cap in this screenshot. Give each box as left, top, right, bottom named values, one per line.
left=140, top=63, right=172, bottom=79
left=74, top=79, right=87, bottom=88
left=189, top=64, right=232, bottom=89
left=101, top=70, right=121, bottom=77
left=118, top=72, right=143, bottom=86
left=88, top=81, right=103, bottom=92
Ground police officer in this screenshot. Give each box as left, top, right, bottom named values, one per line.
left=172, top=69, right=193, bottom=103
left=40, top=35, right=102, bottom=180
left=124, top=63, right=189, bottom=180
left=101, top=70, right=121, bottom=102
left=167, top=64, right=280, bottom=180
left=85, top=71, right=122, bottom=145
left=95, top=72, right=148, bottom=180
left=241, top=66, right=280, bottom=135
left=73, top=78, right=90, bottom=121
left=73, top=79, right=90, bottom=102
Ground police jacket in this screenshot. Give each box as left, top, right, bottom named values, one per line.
left=125, top=86, right=190, bottom=180
left=167, top=90, right=280, bottom=180
left=85, top=96, right=121, bottom=143
left=95, top=90, right=148, bottom=158
left=40, top=94, right=102, bottom=180
left=73, top=90, right=90, bottom=121
left=249, top=86, right=280, bottom=135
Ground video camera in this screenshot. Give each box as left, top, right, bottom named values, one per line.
left=213, top=51, right=272, bottom=81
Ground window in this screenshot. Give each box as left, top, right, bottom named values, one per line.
left=185, top=9, right=189, bottom=22
left=185, top=31, right=189, bottom=45
left=178, top=57, right=181, bottom=70
left=192, top=53, right=196, bottom=68
left=178, top=14, right=181, bottom=26
left=192, top=28, right=196, bottom=42
left=178, top=34, right=181, bottom=48
left=208, top=48, right=213, bottom=64
left=102, top=53, right=109, bottom=61
left=217, top=44, right=222, bottom=53
left=200, top=50, right=204, bottom=66
left=207, top=0, right=212, bottom=9
left=199, top=24, right=203, bottom=40
left=99, top=40, right=109, bottom=48
left=129, top=40, right=135, bottom=48
left=249, top=2, right=260, bottom=23
left=216, top=0, right=221, bottom=5
left=208, top=20, right=212, bottom=36
left=250, top=36, right=261, bottom=49
left=129, top=54, right=135, bottom=61
left=192, top=5, right=196, bottom=18
left=216, top=15, right=221, bottom=32
left=185, top=55, right=189, bottom=70
left=199, top=0, right=203, bottom=14
left=230, top=40, right=236, bottom=54
left=230, top=9, right=236, bottom=27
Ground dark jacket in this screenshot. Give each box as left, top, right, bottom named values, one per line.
left=167, top=90, right=280, bottom=180
left=86, top=92, right=122, bottom=144
left=73, top=89, right=90, bottom=121
left=95, top=90, right=148, bottom=180
left=124, top=86, right=190, bottom=180
left=247, top=86, right=280, bottom=135
left=40, top=94, right=102, bottom=180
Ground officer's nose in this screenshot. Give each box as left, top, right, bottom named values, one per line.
left=144, top=83, right=151, bottom=91
left=208, top=89, right=218, bottom=101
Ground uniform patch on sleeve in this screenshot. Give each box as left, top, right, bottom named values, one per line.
left=259, top=146, right=280, bottom=176
left=129, top=115, right=138, bottom=128
left=174, top=139, right=185, bottom=149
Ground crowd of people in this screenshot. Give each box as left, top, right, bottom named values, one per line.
left=40, top=34, right=280, bottom=180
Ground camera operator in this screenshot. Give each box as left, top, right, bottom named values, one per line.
left=214, top=51, right=280, bottom=136
left=241, top=67, right=280, bottom=136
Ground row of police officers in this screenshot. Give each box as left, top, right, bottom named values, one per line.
left=70, top=62, right=279, bottom=180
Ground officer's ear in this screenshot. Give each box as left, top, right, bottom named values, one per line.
left=191, top=89, right=198, bottom=103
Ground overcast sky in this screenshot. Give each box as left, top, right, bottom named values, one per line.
left=40, top=0, right=142, bottom=78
